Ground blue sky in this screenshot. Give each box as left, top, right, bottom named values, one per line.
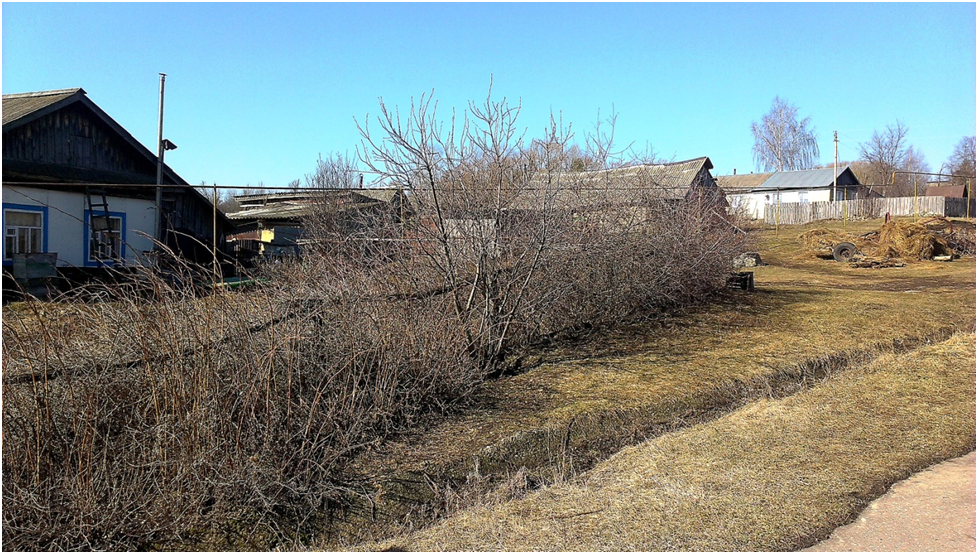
left=3, top=2, right=975, bottom=188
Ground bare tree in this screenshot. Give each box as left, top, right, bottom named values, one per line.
left=859, top=121, right=910, bottom=195
left=751, top=97, right=820, bottom=172
left=216, top=189, right=241, bottom=213
left=891, top=146, right=931, bottom=197
left=305, top=152, right=362, bottom=189
left=287, top=178, right=302, bottom=191
left=945, top=135, right=976, bottom=187
left=354, top=84, right=745, bottom=373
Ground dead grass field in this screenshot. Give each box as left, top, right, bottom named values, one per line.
left=380, top=332, right=975, bottom=551
left=325, top=217, right=976, bottom=549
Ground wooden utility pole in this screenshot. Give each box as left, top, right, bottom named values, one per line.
left=213, top=182, right=219, bottom=283
left=155, top=74, right=166, bottom=242
left=833, top=131, right=838, bottom=202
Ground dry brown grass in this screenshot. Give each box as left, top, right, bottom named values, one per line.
left=303, top=217, right=976, bottom=548
left=375, top=332, right=976, bottom=551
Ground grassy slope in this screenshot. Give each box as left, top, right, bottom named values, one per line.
left=329, top=218, right=975, bottom=548
left=386, top=332, right=975, bottom=551
left=350, top=218, right=975, bottom=550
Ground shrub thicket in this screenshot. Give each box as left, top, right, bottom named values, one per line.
left=2, top=89, right=747, bottom=550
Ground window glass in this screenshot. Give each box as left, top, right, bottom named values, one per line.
left=89, top=215, right=123, bottom=261
left=4, top=209, right=44, bottom=258
left=7, top=211, right=41, bottom=227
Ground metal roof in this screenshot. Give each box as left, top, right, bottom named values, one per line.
left=2, top=88, right=86, bottom=126
left=753, top=166, right=851, bottom=191
left=227, top=202, right=320, bottom=221
left=229, top=188, right=406, bottom=222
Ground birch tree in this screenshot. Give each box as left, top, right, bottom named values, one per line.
left=751, top=97, right=820, bottom=172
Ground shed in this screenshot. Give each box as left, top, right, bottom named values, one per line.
left=226, top=188, right=410, bottom=258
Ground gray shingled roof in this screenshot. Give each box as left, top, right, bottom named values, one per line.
left=753, top=166, right=850, bottom=191
left=2, top=88, right=85, bottom=126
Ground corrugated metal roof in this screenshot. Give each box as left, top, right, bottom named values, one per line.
left=2, top=88, right=85, bottom=126
left=227, top=202, right=319, bottom=221
left=229, top=188, right=405, bottom=222
left=715, top=172, right=774, bottom=191
left=236, top=188, right=402, bottom=206
left=753, top=166, right=849, bottom=191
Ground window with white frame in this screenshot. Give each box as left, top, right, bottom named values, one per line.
left=798, top=191, right=809, bottom=203
left=89, top=215, right=123, bottom=262
left=4, top=209, right=44, bottom=260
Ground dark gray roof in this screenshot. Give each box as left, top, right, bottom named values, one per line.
left=2, top=88, right=86, bottom=126
left=753, top=166, right=851, bottom=191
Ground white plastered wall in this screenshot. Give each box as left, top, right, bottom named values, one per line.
left=2, top=186, right=157, bottom=268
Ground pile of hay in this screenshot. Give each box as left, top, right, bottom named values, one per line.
left=799, top=229, right=847, bottom=257
left=873, top=220, right=951, bottom=260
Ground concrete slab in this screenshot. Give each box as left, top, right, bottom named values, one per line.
left=805, top=451, right=976, bottom=552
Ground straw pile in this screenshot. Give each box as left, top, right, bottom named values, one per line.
left=873, top=220, right=951, bottom=260
left=799, top=229, right=847, bottom=257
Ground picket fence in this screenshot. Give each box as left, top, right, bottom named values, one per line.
left=763, top=196, right=976, bottom=226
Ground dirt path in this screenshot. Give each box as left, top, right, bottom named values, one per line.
left=805, top=451, right=976, bottom=552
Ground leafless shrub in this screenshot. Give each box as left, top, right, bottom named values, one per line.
left=3, top=86, right=746, bottom=550
left=353, top=84, right=746, bottom=372
left=2, top=254, right=477, bottom=550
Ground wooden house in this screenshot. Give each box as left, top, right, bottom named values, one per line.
left=716, top=166, right=871, bottom=219
left=2, top=88, right=233, bottom=285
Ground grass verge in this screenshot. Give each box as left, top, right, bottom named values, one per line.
left=375, top=332, right=976, bottom=551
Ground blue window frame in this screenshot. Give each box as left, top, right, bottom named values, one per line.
left=2, top=203, right=49, bottom=265
left=84, top=210, right=126, bottom=267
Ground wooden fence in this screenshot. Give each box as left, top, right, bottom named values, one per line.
left=764, top=196, right=976, bottom=225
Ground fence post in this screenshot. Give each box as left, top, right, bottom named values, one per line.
left=913, top=174, right=918, bottom=222
left=775, top=190, right=780, bottom=235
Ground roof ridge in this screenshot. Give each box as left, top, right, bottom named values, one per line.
left=2, top=88, right=86, bottom=99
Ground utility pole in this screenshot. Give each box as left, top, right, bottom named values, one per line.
left=155, top=74, right=166, bottom=243
left=833, top=131, right=838, bottom=203
left=213, top=182, right=219, bottom=283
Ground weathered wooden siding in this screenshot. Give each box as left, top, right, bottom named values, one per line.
left=3, top=104, right=151, bottom=177
left=764, top=196, right=977, bottom=225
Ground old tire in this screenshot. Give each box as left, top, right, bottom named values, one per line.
left=833, top=242, right=858, bottom=262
